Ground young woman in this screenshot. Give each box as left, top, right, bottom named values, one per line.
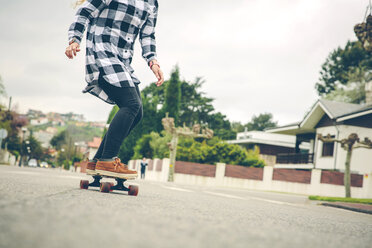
left=65, top=0, right=164, bottom=178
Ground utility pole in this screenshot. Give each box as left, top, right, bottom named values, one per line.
left=162, top=113, right=213, bottom=182
left=8, top=96, right=12, bottom=111
left=18, top=127, right=27, bottom=167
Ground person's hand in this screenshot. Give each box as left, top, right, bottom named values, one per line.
left=150, top=61, right=164, bottom=87
left=65, top=42, right=80, bottom=59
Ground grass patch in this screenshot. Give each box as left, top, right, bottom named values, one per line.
left=309, top=195, right=372, bottom=205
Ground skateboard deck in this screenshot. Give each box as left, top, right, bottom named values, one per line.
left=80, top=174, right=139, bottom=196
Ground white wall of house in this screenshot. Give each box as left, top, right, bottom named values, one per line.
left=315, top=126, right=338, bottom=170
left=30, top=118, right=48, bottom=126
left=336, top=125, right=372, bottom=174
left=315, top=125, right=372, bottom=174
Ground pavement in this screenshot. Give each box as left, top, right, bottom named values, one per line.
left=0, top=165, right=371, bottom=248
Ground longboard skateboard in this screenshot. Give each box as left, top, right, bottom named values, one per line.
left=80, top=173, right=139, bottom=196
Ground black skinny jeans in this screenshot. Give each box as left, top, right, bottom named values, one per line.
left=93, top=74, right=143, bottom=160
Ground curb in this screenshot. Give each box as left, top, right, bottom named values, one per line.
left=321, top=202, right=372, bottom=215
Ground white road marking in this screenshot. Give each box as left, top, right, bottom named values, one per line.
left=245, top=196, right=300, bottom=207
left=162, top=186, right=194, bottom=192
left=203, top=191, right=245, bottom=200
left=57, top=175, right=86, bottom=180
left=204, top=190, right=301, bottom=206
left=4, top=171, right=40, bottom=175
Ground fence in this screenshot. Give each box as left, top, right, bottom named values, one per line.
left=129, top=158, right=372, bottom=198
left=276, top=153, right=314, bottom=164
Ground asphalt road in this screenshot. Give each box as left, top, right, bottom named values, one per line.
left=0, top=165, right=371, bottom=248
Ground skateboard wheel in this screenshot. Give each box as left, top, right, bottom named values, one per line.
left=128, top=185, right=139, bottom=196
left=80, top=180, right=89, bottom=189
left=109, top=182, right=114, bottom=191
left=100, top=182, right=111, bottom=193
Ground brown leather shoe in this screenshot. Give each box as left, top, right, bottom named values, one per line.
left=86, top=159, right=97, bottom=175
left=96, top=157, right=137, bottom=179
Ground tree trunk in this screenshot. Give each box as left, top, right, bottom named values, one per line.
left=344, top=147, right=352, bottom=198
left=168, top=134, right=178, bottom=182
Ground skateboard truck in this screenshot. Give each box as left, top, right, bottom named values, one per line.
left=80, top=177, right=138, bottom=196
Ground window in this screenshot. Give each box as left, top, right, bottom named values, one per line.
left=322, top=141, right=334, bottom=157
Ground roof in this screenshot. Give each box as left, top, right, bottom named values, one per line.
left=319, top=99, right=362, bottom=118
left=267, top=99, right=372, bottom=135
left=87, top=137, right=102, bottom=148
left=336, top=102, right=372, bottom=121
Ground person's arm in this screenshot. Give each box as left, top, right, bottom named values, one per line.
left=139, top=2, right=164, bottom=86
left=65, top=0, right=109, bottom=59
left=68, top=0, right=109, bottom=45
left=139, top=2, right=158, bottom=65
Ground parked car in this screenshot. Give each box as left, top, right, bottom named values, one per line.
left=40, top=162, right=48, bottom=168
left=28, top=159, right=38, bottom=167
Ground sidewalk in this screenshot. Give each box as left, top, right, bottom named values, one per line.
left=321, top=202, right=372, bottom=215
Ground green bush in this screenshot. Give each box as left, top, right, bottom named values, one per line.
left=135, top=133, right=266, bottom=167
left=149, top=131, right=171, bottom=159
left=176, top=138, right=265, bottom=167
left=63, top=160, right=70, bottom=170
left=132, top=134, right=153, bottom=159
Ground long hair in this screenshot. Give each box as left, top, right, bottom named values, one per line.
left=75, top=0, right=86, bottom=7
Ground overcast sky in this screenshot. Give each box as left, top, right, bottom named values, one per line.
left=0, top=0, right=367, bottom=125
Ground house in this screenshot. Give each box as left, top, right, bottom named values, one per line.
left=267, top=99, right=372, bottom=174
left=228, top=131, right=310, bottom=166
left=30, top=117, right=49, bottom=126
left=26, top=109, right=45, bottom=119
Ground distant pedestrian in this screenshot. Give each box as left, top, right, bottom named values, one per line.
left=140, top=157, right=148, bottom=179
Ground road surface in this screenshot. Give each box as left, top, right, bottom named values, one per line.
left=0, top=165, right=371, bottom=248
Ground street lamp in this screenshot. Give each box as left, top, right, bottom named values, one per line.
left=18, top=127, right=27, bottom=167
left=26, top=144, right=31, bottom=162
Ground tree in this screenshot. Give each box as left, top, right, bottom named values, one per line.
left=0, top=108, right=28, bottom=156
left=318, top=133, right=372, bottom=198
left=149, top=131, right=171, bottom=159
left=324, top=66, right=371, bottom=104
left=163, top=66, right=181, bottom=123
left=246, top=113, right=277, bottom=131
left=231, top=121, right=245, bottom=133
left=178, top=77, right=214, bottom=126
left=315, top=41, right=372, bottom=102
left=132, top=134, right=153, bottom=159
left=162, top=114, right=214, bottom=181
left=50, top=130, right=67, bottom=150
left=24, top=134, right=44, bottom=160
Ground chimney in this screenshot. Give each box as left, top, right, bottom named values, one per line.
left=366, top=81, right=372, bottom=105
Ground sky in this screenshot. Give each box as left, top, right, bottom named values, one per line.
left=0, top=0, right=368, bottom=125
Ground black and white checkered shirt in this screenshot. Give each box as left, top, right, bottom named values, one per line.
left=68, top=0, right=158, bottom=104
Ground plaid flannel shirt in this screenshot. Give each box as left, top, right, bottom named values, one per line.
left=68, top=0, right=158, bottom=104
